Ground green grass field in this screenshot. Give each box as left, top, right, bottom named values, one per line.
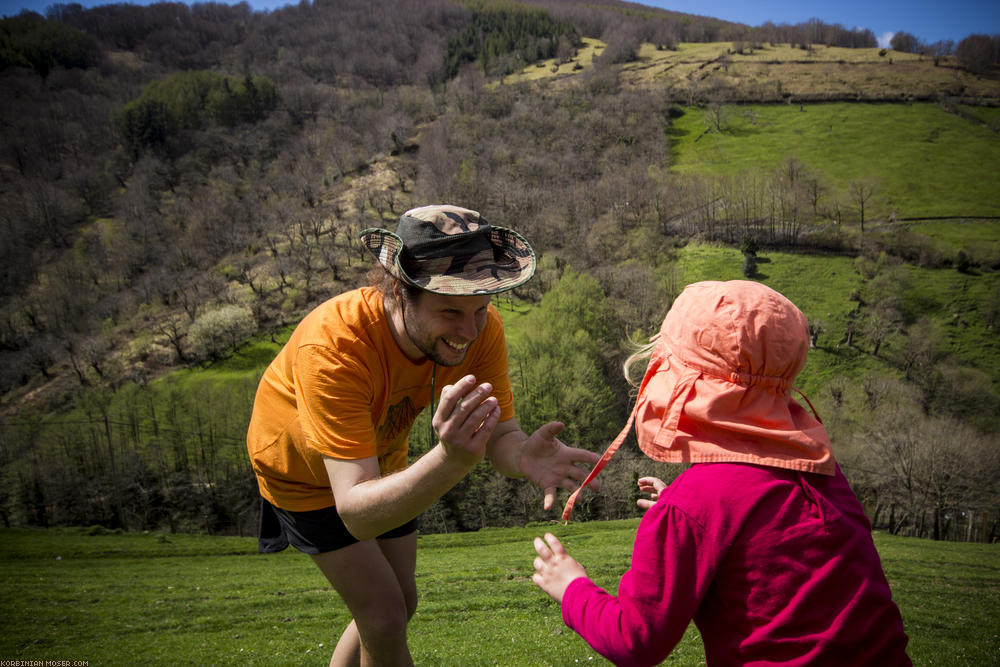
left=1, top=523, right=997, bottom=666
left=667, top=102, right=1000, bottom=220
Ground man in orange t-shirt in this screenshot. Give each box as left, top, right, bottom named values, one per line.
left=247, top=204, right=600, bottom=666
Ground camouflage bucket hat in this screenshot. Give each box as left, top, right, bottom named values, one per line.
left=360, top=204, right=536, bottom=295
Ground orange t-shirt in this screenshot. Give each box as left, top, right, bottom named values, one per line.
left=246, top=286, right=515, bottom=511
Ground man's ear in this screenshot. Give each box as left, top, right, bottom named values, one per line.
left=391, top=280, right=403, bottom=308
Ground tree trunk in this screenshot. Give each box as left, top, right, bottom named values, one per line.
left=871, top=500, right=884, bottom=529
left=103, top=413, right=126, bottom=530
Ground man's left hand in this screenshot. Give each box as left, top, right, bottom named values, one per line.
left=519, top=422, right=600, bottom=510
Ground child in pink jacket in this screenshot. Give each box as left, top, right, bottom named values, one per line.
left=532, top=280, right=911, bottom=666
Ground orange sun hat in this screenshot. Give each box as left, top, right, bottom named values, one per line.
left=563, top=280, right=834, bottom=521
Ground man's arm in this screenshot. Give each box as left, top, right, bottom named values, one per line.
left=484, top=418, right=527, bottom=478
left=486, top=418, right=601, bottom=510
left=326, top=375, right=499, bottom=540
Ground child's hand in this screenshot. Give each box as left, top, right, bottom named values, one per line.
left=532, top=533, right=587, bottom=604
left=636, top=476, right=668, bottom=510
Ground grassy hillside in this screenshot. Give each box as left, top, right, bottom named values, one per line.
left=667, top=102, right=1000, bottom=219
left=508, top=38, right=1000, bottom=102
left=2, top=523, right=997, bottom=665
left=500, top=242, right=999, bottom=398
left=150, top=238, right=976, bottom=420
left=4, top=5, right=999, bottom=538
left=156, top=97, right=1000, bottom=408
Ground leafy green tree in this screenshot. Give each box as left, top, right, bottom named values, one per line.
left=116, top=71, right=278, bottom=157
left=444, top=7, right=579, bottom=78
left=0, top=12, right=99, bottom=76
left=954, top=249, right=971, bottom=273
left=510, top=268, right=624, bottom=450
left=206, top=74, right=279, bottom=127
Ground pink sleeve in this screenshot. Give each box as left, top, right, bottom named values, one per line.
left=560, top=502, right=719, bottom=667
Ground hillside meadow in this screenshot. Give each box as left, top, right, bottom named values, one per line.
left=666, top=102, right=1000, bottom=220
left=1, top=523, right=997, bottom=666
left=508, top=39, right=1000, bottom=101
left=63, top=93, right=1000, bottom=443
left=3, top=0, right=998, bottom=551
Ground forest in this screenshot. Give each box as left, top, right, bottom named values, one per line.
left=1, top=0, right=999, bottom=541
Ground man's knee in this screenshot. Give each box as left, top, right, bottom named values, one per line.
left=356, top=597, right=410, bottom=646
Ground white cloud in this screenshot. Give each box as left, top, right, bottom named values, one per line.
left=878, top=31, right=896, bottom=48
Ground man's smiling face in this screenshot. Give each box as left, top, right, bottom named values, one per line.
left=400, top=290, right=491, bottom=366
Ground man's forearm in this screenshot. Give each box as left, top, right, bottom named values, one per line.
left=329, top=444, right=473, bottom=540
left=486, top=421, right=527, bottom=479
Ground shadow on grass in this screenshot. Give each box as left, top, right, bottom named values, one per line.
left=722, top=124, right=764, bottom=138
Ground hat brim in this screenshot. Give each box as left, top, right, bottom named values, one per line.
left=634, top=344, right=834, bottom=475
left=361, top=226, right=536, bottom=296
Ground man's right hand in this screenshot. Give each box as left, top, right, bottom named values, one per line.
left=432, top=375, right=500, bottom=469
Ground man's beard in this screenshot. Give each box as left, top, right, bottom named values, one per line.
left=401, top=299, right=470, bottom=367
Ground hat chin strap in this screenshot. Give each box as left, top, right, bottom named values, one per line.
left=561, top=350, right=663, bottom=522
left=561, top=399, right=639, bottom=522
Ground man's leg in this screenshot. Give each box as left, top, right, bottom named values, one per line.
left=377, top=532, right=418, bottom=620
left=328, top=619, right=361, bottom=667
left=311, top=532, right=418, bottom=667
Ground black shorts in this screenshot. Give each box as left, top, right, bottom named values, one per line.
left=257, top=497, right=418, bottom=555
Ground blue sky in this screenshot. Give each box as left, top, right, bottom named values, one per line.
left=643, top=1, right=998, bottom=47
left=2, top=0, right=996, bottom=46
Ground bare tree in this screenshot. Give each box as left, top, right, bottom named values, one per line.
left=955, top=34, right=998, bottom=75
left=895, top=317, right=945, bottom=381
left=860, top=306, right=900, bottom=356
left=152, top=314, right=190, bottom=364
left=850, top=177, right=880, bottom=231
left=704, top=97, right=729, bottom=133
left=808, top=320, right=826, bottom=348
left=849, top=394, right=1000, bottom=540
left=889, top=31, right=920, bottom=54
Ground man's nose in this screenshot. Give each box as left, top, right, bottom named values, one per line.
left=456, top=313, right=479, bottom=340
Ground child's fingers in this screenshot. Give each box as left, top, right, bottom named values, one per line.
left=533, top=536, right=552, bottom=559
left=543, top=532, right=565, bottom=555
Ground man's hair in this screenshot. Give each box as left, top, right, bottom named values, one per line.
left=367, top=264, right=423, bottom=307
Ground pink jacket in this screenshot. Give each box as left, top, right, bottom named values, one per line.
left=562, top=463, right=911, bottom=666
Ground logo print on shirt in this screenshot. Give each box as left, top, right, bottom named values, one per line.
left=378, top=396, right=419, bottom=444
